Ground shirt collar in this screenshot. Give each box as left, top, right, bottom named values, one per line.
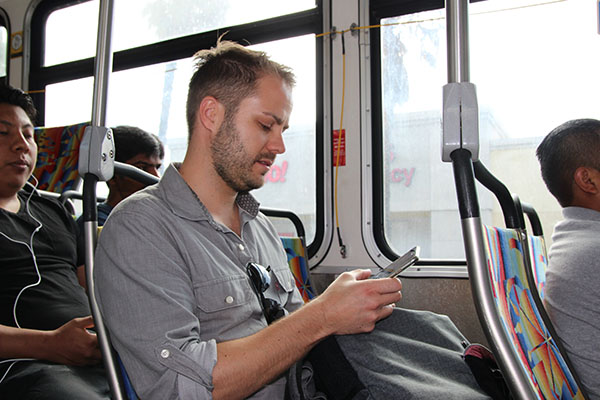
left=562, top=206, right=600, bottom=222
left=159, top=163, right=260, bottom=222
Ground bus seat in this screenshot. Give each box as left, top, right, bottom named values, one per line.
left=116, top=355, right=138, bottom=400
left=451, top=157, right=587, bottom=399
left=260, top=208, right=317, bottom=303
left=32, top=122, right=89, bottom=193
left=281, top=236, right=317, bottom=302
left=482, top=225, right=582, bottom=399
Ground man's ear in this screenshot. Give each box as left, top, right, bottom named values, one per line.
left=573, top=167, right=600, bottom=195
left=197, top=96, right=223, bottom=134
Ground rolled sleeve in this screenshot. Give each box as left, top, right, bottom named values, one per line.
left=95, top=209, right=217, bottom=400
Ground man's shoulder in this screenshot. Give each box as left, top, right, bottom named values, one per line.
left=102, top=184, right=177, bottom=239
left=254, top=211, right=285, bottom=244
left=112, top=184, right=165, bottom=216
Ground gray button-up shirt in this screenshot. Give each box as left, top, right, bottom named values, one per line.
left=95, top=164, right=304, bottom=400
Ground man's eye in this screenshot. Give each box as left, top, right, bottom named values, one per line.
left=260, top=123, right=271, bottom=131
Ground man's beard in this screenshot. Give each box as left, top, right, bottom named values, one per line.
left=211, top=115, right=274, bottom=193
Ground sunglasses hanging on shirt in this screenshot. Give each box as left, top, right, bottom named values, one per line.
left=246, top=262, right=286, bottom=324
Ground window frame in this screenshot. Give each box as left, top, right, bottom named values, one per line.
left=27, top=0, right=326, bottom=258
left=369, top=0, right=483, bottom=266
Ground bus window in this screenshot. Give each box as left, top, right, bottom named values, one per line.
left=0, top=25, right=7, bottom=79
left=0, top=7, right=8, bottom=80
left=45, top=77, right=93, bottom=126
left=372, top=0, right=600, bottom=260
left=45, top=1, right=99, bottom=67
left=112, top=0, right=316, bottom=52
left=44, top=0, right=317, bottom=62
left=34, top=0, right=321, bottom=248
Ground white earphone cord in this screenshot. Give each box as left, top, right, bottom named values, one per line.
left=0, top=176, right=43, bottom=385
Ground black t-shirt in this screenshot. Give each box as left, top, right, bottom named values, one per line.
left=0, top=190, right=90, bottom=330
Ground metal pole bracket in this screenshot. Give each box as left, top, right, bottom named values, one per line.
left=78, top=125, right=115, bottom=181
left=442, top=81, right=479, bottom=162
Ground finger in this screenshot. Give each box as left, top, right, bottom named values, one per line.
left=376, top=304, right=395, bottom=321
left=375, top=291, right=403, bottom=306
left=85, top=329, right=97, bottom=337
left=347, top=269, right=372, bottom=281
left=73, top=315, right=95, bottom=327
left=366, top=277, right=402, bottom=294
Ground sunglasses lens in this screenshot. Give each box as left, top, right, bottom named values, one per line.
left=247, top=262, right=271, bottom=292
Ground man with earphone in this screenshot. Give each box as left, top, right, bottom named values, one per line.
left=0, top=84, right=110, bottom=399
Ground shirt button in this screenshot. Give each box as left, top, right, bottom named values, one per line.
left=160, top=349, right=170, bottom=358
left=238, top=244, right=245, bottom=251
left=225, top=296, right=234, bottom=304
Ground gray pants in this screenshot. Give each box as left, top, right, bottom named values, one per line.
left=0, top=361, right=110, bottom=400
left=290, top=308, right=490, bottom=400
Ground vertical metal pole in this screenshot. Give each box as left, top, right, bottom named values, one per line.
left=83, top=1, right=124, bottom=399
left=91, top=0, right=114, bottom=127
left=446, top=0, right=470, bottom=83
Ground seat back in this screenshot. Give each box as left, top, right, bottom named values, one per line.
left=527, top=234, right=548, bottom=301
left=450, top=157, right=587, bottom=399
left=281, top=237, right=316, bottom=302
left=483, top=225, right=583, bottom=399
left=32, top=122, right=89, bottom=193
left=260, top=208, right=317, bottom=303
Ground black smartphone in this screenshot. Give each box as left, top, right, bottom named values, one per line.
left=370, top=246, right=420, bottom=279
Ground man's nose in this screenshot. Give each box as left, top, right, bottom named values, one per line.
left=267, top=128, right=286, bottom=155
left=12, top=131, right=31, bottom=152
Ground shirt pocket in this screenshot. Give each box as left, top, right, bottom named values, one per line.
left=270, top=266, right=296, bottom=305
left=194, top=274, right=256, bottom=326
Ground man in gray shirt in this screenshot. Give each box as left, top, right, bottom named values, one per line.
left=94, top=40, right=403, bottom=399
left=536, top=119, right=600, bottom=398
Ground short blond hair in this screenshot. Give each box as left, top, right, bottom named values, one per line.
left=186, top=40, right=295, bottom=142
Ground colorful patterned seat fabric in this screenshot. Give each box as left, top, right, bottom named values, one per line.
left=280, top=237, right=316, bottom=303
left=482, top=225, right=583, bottom=400
left=528, top=235, right=548, bottom=301
left=32, top=122, right=89, bottom=193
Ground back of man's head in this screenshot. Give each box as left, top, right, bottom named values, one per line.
left=536, top=118, right=600, bottom=207
left=0, top=84, right=37, bottom=123
left=185, top=39, right=296, bottom=142
left=112, top=125, right=164, bottom=163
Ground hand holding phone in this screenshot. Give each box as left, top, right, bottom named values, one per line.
left=370, top=246, right=420, bottom=279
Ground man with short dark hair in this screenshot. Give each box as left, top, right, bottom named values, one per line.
left=536, top=118, right=600, bottom=398
left=0, top=84, right=109, bottom=399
